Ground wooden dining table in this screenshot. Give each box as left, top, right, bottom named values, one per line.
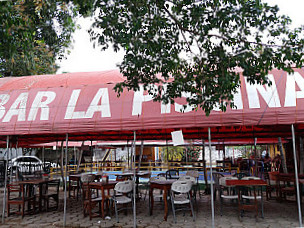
left=149, top=179, right=176, bottom=221
left=16, top=178, right=58, bottom=212
left=89, top=180, right=118, bottom=219
left=115, top=171, right=151, bottom=198
left=226, top=179, right=267, bottom=218
left=69, top=172, right=103, bottom=199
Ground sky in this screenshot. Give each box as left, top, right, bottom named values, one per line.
left=56, top=0, right=304, bottom=74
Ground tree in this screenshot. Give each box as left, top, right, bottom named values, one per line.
left=88, top=0, right=304, bottom=115
left=0, top=0, right=82, bottom=77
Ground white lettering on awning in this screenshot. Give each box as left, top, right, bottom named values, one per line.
left=28, top=91, right=56, bottom=121
left=245, top=74, right=281, bottom=108
left=284, top=72, right=304, bottom=107
left=3, top=92, right=28, bottom=122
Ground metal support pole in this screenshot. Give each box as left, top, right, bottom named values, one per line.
left=300, top=137, right=304, bottom=174
left=138, top=139, right=144, bottom=170
left=42, top=146, right=45, bottom=171
left=208, top=128, right=215, bottom=228
left=278, top=137, right=288, bottom=173
left=254, top=138, right=258, bottom=176
left=2, top=136, right=9, bottom=224
left=132, top=131, right=137, bottom=228
left=127, top=140, right=130, bottom=170
left=91, top=140, right=93, bottom=173
left=63, top=134, right=68, bottom=227
left=291, top=125, right=302, bottom=227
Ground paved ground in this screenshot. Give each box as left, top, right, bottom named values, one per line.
left=0, top=188, right=302, bottom=228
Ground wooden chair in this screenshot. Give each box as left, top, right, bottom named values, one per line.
left=41, top=180, right=60, bottom=211
left=81, top=176, right=102, bottom=220
left=7, top=183, right=36, bottom=218
left=268, top=171, right=280, bottom=200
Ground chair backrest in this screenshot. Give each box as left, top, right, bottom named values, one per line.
left=212, top=172, right=224, bottom=186
left=114, top=180, right=133, bottom=193
left=242, top=176, right=261, bottom=180
left=166, top=169, right=179, bottom=179
left=233, top=172, right=249, bottom=180
left=157, top=173, right=166, bottom=178
left=178, top=175, right=196, bottom=184
left=171, top=180, right=192, bottom=193
left=81, top=174, right=95, bottom=183
left=268, top=171, right=280, bottom=181
left=186, top=170, right=199, bottom=178
left=150, top=176, right=166, bottom=182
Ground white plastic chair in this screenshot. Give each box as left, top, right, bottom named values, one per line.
left=112, top=180, right=134, bottom=222
left=240, top=176, right=263, bottom=218
left=170, top=180, right=195, bottom=223
left=148, top=176, right=166, bottom=212
left=186, top=170, right=200, bottom=196
left=219, top=176, right=238, bottom=216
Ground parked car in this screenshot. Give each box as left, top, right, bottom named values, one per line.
left=9, top=155, right=43, bottom=175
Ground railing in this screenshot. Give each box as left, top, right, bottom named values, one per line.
left=48, top=160, right=239, bottom=178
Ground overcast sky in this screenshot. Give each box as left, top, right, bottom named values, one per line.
left=56, top=0, right=304, bottom=74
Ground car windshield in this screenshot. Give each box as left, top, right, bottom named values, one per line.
left=16, top=157, right=39, bottom=163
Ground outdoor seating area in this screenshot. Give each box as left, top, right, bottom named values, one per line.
left=1, top=166, right=304, bottom=227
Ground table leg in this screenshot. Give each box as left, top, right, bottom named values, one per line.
left=68, top=179, right=71, bottom=198
left=77, top=180, right=80, bottom=200
left=261, top=186, right=264, bottom=218
left=149, top=187, right=154, bottom=215
left=39, top=183, right=42, bottom=212
left=164, top=189, right=168, bottom=221
left=102, top=188, right=105, bottom=219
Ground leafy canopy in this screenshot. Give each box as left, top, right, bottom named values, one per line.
left=88, top=0, right=304, bottom=115
left=0, top=0, right=82, bottom=77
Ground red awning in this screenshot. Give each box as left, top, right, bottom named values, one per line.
left=0, top=68, right=303, bottom=146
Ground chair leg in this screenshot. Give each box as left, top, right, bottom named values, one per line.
left=22, top=202, right=25, bottom=218
left=7, top=203, right=10, bottom=217
left=170, top=193, right=176, bottom=223
left=114, top=200, right=119, bottom=223
left=189, top=194, right=195, bottom=221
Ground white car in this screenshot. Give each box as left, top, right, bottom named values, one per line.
left=10, top=156, right=43, bottom=174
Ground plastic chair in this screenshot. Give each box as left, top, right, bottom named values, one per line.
left=170, top=180, right=195, bottom=223
left=112, top=180, right=134, bottom=223
left=212, top=172, right=224, bottom=200
left=219, top=176, right=238, bottom=216
left=233, top=172, right=249, bottom=180
left=166, top=169, right=179, bottom=180
left=148, top=176, right=166, bottom=212
left=186, top=170, right=201, bottom=196
left=239, top=176, right=263, bottom=218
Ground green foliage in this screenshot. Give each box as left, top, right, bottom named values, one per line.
left=0, top=0, right=81, bottom=77
left=183, top=145, right=201, bottom=161
left=88, top=0, right=304, bottom=115
left=160, top=146, right=184, bottom=162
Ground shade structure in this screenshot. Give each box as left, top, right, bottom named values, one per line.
left=0, top=68, right=304, bottom=146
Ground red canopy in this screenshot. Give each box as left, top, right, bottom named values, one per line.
left=0, top=68, right=303, bottom=146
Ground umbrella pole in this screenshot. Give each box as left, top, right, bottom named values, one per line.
left=291, top=125, right=302, bottom=227
left=63, top=133, right=69, bottom=227
left=2, top=136, right=9, bottom=224
left=254, top=138, right=257, bottom=176
left=208, top=128, right=215, bottom=228
left=127, top=140, right=130, bottom=170
left=132, top=131, right=137, bottom=228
